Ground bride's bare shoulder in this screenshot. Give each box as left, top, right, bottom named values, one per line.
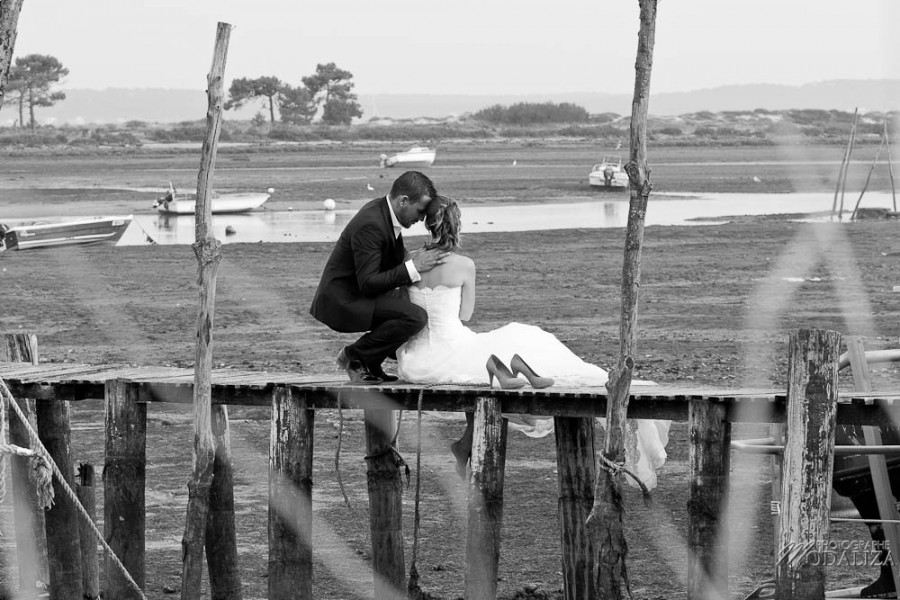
left=449, top=253, right=475, bottom=269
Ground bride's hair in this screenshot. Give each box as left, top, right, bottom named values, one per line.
left=424, top=195, right=461, bottom=252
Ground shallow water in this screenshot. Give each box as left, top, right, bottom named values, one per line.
left=110, top=190, right=900, bottom=246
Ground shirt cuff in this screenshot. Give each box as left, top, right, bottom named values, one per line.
left=406, top=259, right=421, bottom=283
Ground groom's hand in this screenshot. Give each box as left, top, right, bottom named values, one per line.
left=410, top=248, right=449, bottom=272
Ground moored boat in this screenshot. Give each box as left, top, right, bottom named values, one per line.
left=380, top=146, right=436, bottom=168
left=589, top=156, right=629, bottom=189
left=1, top=215, right=133, bottom=252
left=153, top=186, right=271, bottom=215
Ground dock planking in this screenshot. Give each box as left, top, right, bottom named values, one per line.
left=2, top=361, right=900, bottom=424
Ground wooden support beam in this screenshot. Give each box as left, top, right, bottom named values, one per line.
left=364, top=408, right=405, bottom=600
left=2, top=332, right=48, bottom=598
left=466, top=397, right=508, bottom=600
left=104, top=379, right=147, bottom=600
left=206, top=404, right=242, bottom=599
left=775, top=329, right=841, bottom=600
left=269, top=386, right=314, bottom=600
left=846, top=337, right=900, bottom=595
left=554, top=416, right=596, bottom=600
left=687, top=399, right=731, bottom=600
left=36, top=391, right=84, bottom=599
left=76, top=463, right=100, bottom=600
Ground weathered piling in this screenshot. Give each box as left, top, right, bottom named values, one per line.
left=554, top=416, right=596, bottom=600
left=36, top=388, right=84, bottom=598
left=2, top=332, right=48, bottom=598
left=687, top=398, right=731, bottom=599
left=364, top=408, right=405, bottom=600
left=269, top=386, right=314, bottom=600
left=104, top=379, right=147, bottom=599
left=206, top=404, right=242, bottom=600
left=466, top=397, right=508, bottom=600
left=76, top=463, right=100, bottom=599
left=774, top=329, right=841, bottom=599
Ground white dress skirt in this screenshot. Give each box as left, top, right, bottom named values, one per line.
left=397, top=285, right=670, bottom=490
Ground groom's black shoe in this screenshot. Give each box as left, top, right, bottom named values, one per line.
left=337, top=347, right=383, bottom=385
left=367, top=362, right=399, bottom=383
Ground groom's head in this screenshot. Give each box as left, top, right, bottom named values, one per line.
left=390, top=171, right=438, bottom=228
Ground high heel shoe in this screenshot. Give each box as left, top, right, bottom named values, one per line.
left=510, top=354, right=554, bottom=389
left=486, top=355, right=525, bottom=389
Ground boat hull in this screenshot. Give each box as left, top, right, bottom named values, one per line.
left=1, top=216, right=132, bottom=252
left=381, top=147, right=436, bottom=168
left=588, top=173, right=629, bottom=188
left=155, top=192, right=270, bottom=215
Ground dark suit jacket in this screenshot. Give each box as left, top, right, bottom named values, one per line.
left=309, top=197, right=411, bottom=332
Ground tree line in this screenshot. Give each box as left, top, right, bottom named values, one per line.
left=226, top=62, right=363, bottom=126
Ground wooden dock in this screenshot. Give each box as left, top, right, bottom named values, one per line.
left=3, top=360, right=899, bottom=424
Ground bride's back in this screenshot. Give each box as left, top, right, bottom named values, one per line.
left=413, top=252, right=476, bottom=321
left=414, top=253, right=474, bottom=290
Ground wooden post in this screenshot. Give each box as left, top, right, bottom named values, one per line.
left=832, top=109, right=858, bottom=218
left=36, top=394, right=84, bottom=599
left=269, top=386, right=315, bottom=600
left=0, top=0, right=24, bottom=104
left=181, top=22, right=231, bottom=600
left=554, top=417, right=596, bottom=600
left=104, top=379, right=147, bottom=600
left=206, top=404, right=242, bottom=600
left=465, top=397, right=508, bottom=600
left=884, top=120, right=897, bottom=212
left=850, top=130, right=886, bottom=220
left=76, top=463, right=100, bottom=599
left=774, top=329, right=841, bottom=600
left=837, top=113, right=859, bottom=220
left=364, top=408, right=405, bottom=600
left=587, top=2, right=659, bottom=597
left=687, top=399, right=731, bottom=600
left=2, top=332, right=49, bottom=598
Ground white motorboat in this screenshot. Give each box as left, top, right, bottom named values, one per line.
left=1, top=215, right=133, bottom=252
left=153, top=185, right=271, bottom=215
left=589, top=156, right=629, bottom=189
left=380, top=146, right=436, bottom=168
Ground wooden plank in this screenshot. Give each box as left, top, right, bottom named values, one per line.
left=206, top=404, right=241, bottom=600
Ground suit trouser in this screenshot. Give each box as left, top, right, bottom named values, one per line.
left=349, top=289, right=427, bottom=367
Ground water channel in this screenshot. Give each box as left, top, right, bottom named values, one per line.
left=111, top=191, right=897, bottom=246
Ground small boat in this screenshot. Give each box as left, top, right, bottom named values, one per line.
left=589, top=156, right=629, bottom=189
left=153, top=185, right=271, bottom=215
left=380, top=146, right=436, bottom=168
left=1, top=215, right=133, bottom=252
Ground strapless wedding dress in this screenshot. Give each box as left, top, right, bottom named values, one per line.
left=396, top=285, right=671, bottom=490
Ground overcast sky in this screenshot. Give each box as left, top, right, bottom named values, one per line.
left=12, top=0, right=900, bottom=96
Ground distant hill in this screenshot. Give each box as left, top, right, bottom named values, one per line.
left=1, top=79, right=898, bottom=126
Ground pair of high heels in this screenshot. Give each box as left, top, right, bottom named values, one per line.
left=485, top=354, right=554, bottom=389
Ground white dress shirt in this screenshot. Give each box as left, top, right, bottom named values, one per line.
left=385, top=195, right=421, bottom=283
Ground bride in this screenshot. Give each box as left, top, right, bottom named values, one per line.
left=396, top=196, right=671, bottom=489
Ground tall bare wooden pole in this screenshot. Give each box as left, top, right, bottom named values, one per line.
left=181, top=21, right=232, bottom=600
left=585, top=1, right=658, bottom=597
left=0, top=0, right=24, bottom=105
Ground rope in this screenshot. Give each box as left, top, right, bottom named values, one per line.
left=0, top=377, right=149, bottom=600
left=597, top=451, right=652, bottom=503
left=0, top=442, right=54, bottom=509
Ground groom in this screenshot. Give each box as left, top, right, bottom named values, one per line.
left=310, top=171, right=448, bottom=384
